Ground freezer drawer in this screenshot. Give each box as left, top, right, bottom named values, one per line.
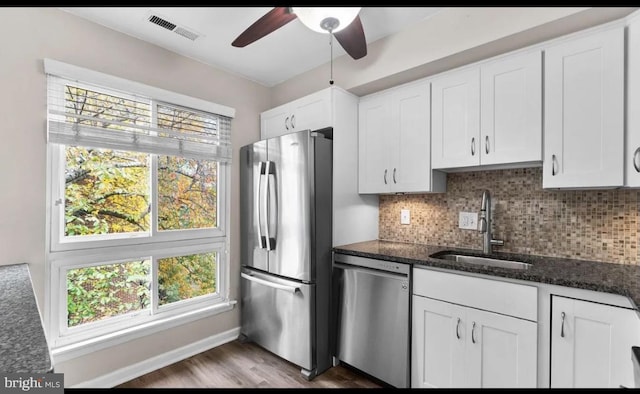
left=240, top=268, right=315, bottom=371
left=334, top=260, right=411, bottom=388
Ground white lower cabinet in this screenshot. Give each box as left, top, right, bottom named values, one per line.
left=550, top=295, right=640, bottom=388
left=411, top=268, right=538, bottom=388
left=412, top=295, right=537, bottom=388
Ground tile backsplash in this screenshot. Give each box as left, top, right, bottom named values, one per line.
left=379, top=167, right=639, bottom=265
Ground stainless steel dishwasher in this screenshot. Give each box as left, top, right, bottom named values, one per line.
left=332, top=253, right=411, bottom=388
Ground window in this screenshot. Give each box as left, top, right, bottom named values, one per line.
left=45, top=59, right=235, bottom=350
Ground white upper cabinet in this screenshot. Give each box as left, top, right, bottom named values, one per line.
left=358, top=92, right=392, bottom=193
left=543, top=25, right=625, bottom=189
left=392, top=82, right=437, bottom=192
left=259, top=87, right=379, bottom=247
left=480, top=50, right=542, bottom=166
left=626, top=11, right=640, bottom=187
left=260, top=88, right=332, bottom=140
left=432, top=49, right=542, bottom=170
left=358, top=80, right=446, bottom=194
left=431, top=67, right=481, bottom=169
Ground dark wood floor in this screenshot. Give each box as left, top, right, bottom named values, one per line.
left=118, top=339, right=384, bottom=389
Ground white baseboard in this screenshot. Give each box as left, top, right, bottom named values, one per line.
left=72, top=326, right=241, bottom=388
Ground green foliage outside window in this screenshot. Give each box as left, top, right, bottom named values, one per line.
left=67, top=261, right=150, bottom=327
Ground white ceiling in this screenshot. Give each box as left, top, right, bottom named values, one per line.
left=61, top=7, right=443, bottom=87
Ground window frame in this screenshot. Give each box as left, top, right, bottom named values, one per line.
left=44, top=59, right=234, bottom=352
left=49, top=141, right=227, bottom=253
left=49, top=239, right=227, bottom=348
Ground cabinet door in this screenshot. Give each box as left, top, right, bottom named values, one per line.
left=260, top=106, right=290, bottom=140
left=431, top=67, right=481, bottom=169
left=551, top=295, right=640, bottom=388
left=412, top=295, right=467, bottom=388
left=466, top=308, right=537, bottom=388
left=358, top=93, right=392, bottom=193
left=543, top=27, right=624, bottom=188
left=291, top=88, right=332, bottom=133
left=480, top=50, right=542, bottom=166
left=390, top=81, right=437, bottom=192
left=626, top=12, right=640, bottom=187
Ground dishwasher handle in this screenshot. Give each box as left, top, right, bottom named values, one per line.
left=333, top=262, right=409, bottom=280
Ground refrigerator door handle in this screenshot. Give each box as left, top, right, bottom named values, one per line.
left=264, top=160, right=276, bottom=251
left=257, top=161, right=266, bottom=249
left=241, top=272, right=300, bottom=293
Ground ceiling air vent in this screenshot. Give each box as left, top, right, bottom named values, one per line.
left=148, top=15, right=176, bottom=31
left=147, top=13, right=201, bottom=41
left=173, top=27, right=199, bottom=41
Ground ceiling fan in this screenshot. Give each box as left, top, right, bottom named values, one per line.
left=231, top=7, right=367, bottom=60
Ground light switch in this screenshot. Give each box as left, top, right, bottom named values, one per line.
left=459, top=212, right=478, bottom=230
left=400, top=209, right=410, bottom=225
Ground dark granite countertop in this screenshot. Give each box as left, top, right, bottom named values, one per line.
left=0, top=263, right=52, bottom=373
left=333, top=240, right=640, bottom=310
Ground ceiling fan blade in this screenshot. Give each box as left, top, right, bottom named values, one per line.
left=232, top=7, right=298, bottom=47
left=333, top=15, right=367, bottom=60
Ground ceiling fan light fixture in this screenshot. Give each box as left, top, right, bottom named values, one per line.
left=291, top=7, right=361, bottom=34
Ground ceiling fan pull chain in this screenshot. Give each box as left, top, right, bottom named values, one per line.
left=329, top=32, right=334, bottom=85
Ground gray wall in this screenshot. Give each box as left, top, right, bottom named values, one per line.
left=0, top=7, right=270, bottom=386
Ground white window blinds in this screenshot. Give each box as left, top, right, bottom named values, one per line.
left=46, top=67, right=233, bottom=163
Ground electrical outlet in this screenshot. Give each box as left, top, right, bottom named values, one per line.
left=459, top=212, right=478, bottom=230
left=400, top=209, right=410, bottom=225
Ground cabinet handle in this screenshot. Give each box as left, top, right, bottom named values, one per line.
left=485, top=136, right=490, bottom=154
left=383, top=169, right=388, bottom=185
left=285, top=116, right=290, bottom=130
left=560, top=312, right=566, bottom=338
left=456, top=318, right=461, bottom=339
left=471, top=137, right=476, bottom=156
left=471, top=321, right=477, bottom=344
left=290, top=114, right=295, bottom=129
left=551, top=154, right=558, bottom=176
left=634, top=147, right=640, bottom=173
left=393, top=168, right=397, bottom=184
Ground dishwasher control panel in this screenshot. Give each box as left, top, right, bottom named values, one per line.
left=333, top=253, right=411, bottom=275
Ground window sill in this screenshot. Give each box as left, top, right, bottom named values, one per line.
left=50, top=299, right=237, bottom=364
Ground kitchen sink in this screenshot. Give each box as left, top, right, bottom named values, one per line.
left=429, top=251, right=532, bottom=270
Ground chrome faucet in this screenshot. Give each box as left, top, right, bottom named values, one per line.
left=479, top=190, right=504, bottom=254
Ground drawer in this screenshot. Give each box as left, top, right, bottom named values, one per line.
left=413, top=267, right=537, bottom=321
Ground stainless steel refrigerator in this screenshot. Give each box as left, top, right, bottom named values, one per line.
left=239, top=128, right=333, bottom=380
